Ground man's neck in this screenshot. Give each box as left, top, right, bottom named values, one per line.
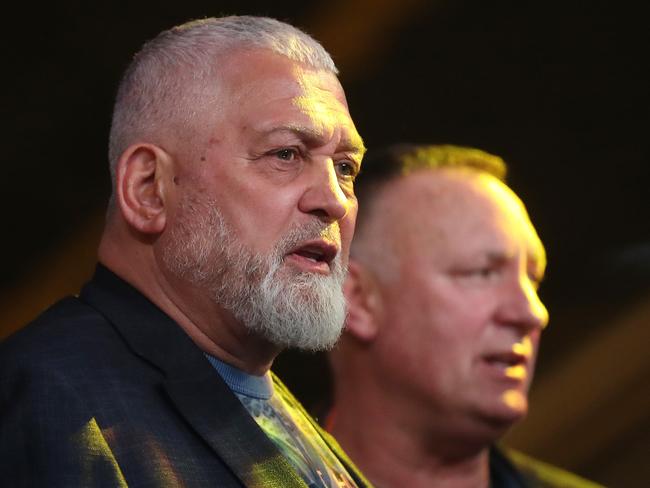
left=329, top=385, right=492, bottom=488
left=98, top=232, right=281, bottom=375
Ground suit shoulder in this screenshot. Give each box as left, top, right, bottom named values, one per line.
left=503, top=447, right=604, bottom=487
left=0, top=296, right=115, bottom=368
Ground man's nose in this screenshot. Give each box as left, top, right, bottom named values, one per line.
left=498, top=275, right=549, bottom=332
left=298, top=158, right=352, bottom=222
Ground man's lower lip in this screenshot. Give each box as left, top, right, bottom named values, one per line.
left=285, top=253, right=331, bottom=274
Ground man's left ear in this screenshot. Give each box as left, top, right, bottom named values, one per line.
left=343, top=260, right=383, bottom=343
left=115, top=143, right=175, bottom=234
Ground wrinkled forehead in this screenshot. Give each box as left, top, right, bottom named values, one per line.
left=218, top=49, right=361, bottom=145
left=292, top=70, right=351, bottom=131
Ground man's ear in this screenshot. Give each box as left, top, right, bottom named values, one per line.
left=115, top=143, right=174, bottom=234
left=344, top=260, right=383, bottom=343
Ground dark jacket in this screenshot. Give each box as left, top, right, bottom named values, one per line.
left=0, top=265, right=370, bottom=487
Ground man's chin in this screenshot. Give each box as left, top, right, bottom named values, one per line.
left=471, top=390, right=529, bottom=436
left=259, top=321, right=344, bottom=352
left=490, top=390, right=529, bottom=426
left=243, top=288, right=346, bottom=352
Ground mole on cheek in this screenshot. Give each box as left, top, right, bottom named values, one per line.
left=173, top=176, right=180, bottom=185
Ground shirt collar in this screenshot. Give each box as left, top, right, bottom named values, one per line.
left=204, top=353, right=274, bottom=400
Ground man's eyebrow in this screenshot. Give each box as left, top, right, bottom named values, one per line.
left=530, top=252, right=547, bottom=281
left=259, top=125, right=366, bottom=157
left=259, top=125, right=325, bottom=147
left=486, top=250, right=546, bottom=281
left=485, top=251, right=510, bottom=265
left=340, top=136, right=367, bottom=158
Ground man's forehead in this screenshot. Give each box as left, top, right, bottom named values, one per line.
left=220, top=50, right=363, bottom=153
left=294, top=85, right=353, bottom=134
left=386, top=170, right=546, bottom=262
left=221, top=49, right=341, bottom=105
left=288, top=70, right=363, bottom=152
left=249, top=93, right=364, bottom=156
left=478, top=175, right=547, bottom=265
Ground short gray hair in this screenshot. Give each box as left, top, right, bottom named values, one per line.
left=108, top=15, right=337, bottom=198
left=352, top=144, right=507, bottom=230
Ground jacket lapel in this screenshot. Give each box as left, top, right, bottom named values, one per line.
left=80, top=265, right=305, bottom=488
left=163, top=372, right=305, bottom=488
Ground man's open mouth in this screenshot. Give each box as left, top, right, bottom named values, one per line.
left=483, top=351, right=527, bottom=369
left=286, top=240, right=338, bottom=273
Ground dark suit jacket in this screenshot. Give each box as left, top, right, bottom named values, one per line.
left=0, top=265, right=370, bottom=487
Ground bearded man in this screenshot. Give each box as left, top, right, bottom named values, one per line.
left=0, top=16, right=368, bottom=488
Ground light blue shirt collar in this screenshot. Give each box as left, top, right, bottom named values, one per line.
left=204, top=353, right=273, bottom=400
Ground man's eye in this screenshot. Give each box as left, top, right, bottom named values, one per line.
left=274, top=148, right=298, bottom=161
left=528, top=273, right=543, bottom=290
left=458, top=268, right=499, bottom=280
left=474, top=268, right=496, bottom=278
left=336, top=161, right=357, bottom=179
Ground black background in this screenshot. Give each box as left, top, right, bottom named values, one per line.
left=2, top=1, right=648, bottom=485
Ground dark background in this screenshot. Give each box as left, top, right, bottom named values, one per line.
left=2, top=1, right=648, bottom=485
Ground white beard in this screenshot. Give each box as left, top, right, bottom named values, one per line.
left=161, top=191, right=347, bottom=351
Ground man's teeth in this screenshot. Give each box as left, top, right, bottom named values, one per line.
left=297, top=250, right=323, bottom=262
